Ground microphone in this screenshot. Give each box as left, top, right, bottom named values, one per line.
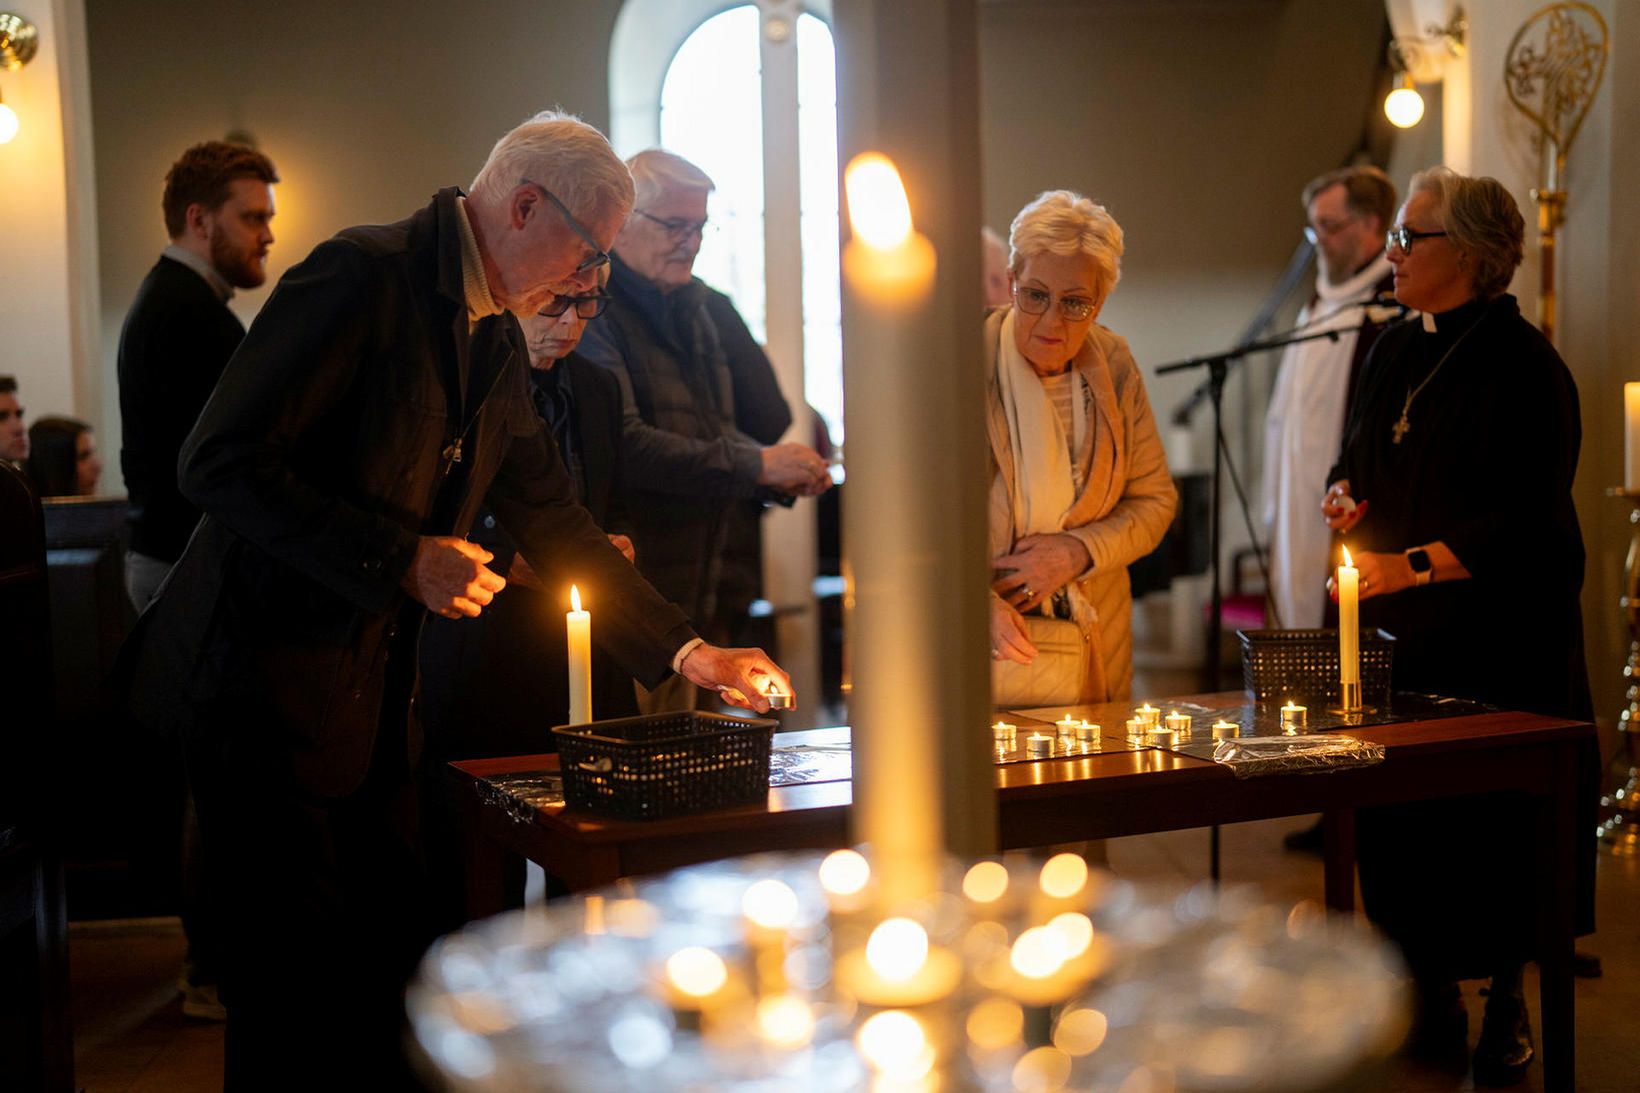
left=1363, top=291, right=1410, bottom=323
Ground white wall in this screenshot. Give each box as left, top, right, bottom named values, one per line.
left=0, top=0, right=100, bottom=441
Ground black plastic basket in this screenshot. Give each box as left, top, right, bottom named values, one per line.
left=1238, top=628, right=1396, bottom=706
left=552, top=711, right=776, bottom=820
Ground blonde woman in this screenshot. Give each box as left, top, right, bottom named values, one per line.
left=988, top=190, right=1176, bottom=703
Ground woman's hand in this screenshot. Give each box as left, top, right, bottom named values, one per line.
left=991, top=533, right=1091, bottom=613
left=1327, top=550, right=1414, bottom=603
left=990, top=595, right=1038, bottom=664
left=1323, top=480, right=1368, bottom=533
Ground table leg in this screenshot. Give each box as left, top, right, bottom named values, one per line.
left=1537, top=747, right=1579, bottom=1092
left=1321, top=808, right=1356, bottom=914
left=459, top=790, right=511, bottom=921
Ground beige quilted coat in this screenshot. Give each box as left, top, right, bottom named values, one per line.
left=984, top=308, right=1178, bottom=702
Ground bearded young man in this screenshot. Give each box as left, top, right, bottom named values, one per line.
left=118, top=140, right=280, bottom=611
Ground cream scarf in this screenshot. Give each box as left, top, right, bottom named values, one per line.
left=997, top=309, right=1088, bottom=540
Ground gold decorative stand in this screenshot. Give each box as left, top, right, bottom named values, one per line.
left=1503, top=2, right=1609, bottom=345
left=1599, top=488, right=1640, bottom=855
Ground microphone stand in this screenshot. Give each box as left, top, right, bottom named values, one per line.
left=1156, top=318, right=1397, bottom=692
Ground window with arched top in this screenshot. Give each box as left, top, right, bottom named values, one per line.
left=610, top=0, right=843, bottom=443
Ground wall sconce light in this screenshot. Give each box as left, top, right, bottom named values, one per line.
left=0, top=11, right=40, bottom=145
left=1383, top=6, right=1466, bottom=129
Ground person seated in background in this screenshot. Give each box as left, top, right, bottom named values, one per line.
left=579, top=148, right=831, bottom=713
left=0, top=375, right=27, bottom=467
left=981, top=226, right=1012, bottom=309
left=987, top=190, right=1177, bottom=704
left=25, top=416, right=103, bottom=497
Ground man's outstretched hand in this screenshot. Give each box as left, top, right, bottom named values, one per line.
left=679, top=643, right=794, bottom=714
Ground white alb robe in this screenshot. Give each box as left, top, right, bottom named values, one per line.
left=1260, top=255, right=1394, bottom=629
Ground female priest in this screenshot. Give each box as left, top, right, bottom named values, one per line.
left=986, top=190, right=1176, bottom=705
left=1324, top=166, right=1592, bottom=1085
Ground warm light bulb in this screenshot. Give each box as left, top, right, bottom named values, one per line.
left=742, top=879, right=799, bottom=929
left=1340, top=544, right=1354, bottom=568
left=569, top=584, right=583, bottom=612
left=865, top=917, right=929, bottom=981
left=1010, top=926, right=1068, bottom=979
left=1039, top=852, right=1088, bottom=899
left=0, top=102, right=18, bottom=145
left=1384, top=81, right=1425, bottom=128
left=844, top=152, right=914, bottom=249
left=856, top=1010, right=932, bottom=1077
left=962, top=860, right=1010, bottom=904
left=665, top=947, right=727, bottom=998
left=818, top=849, right=870, bottom=896
left=755, top=994, right=816, bottom=1049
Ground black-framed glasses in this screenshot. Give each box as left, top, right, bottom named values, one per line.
left=520, top=178, right=610, bottom=273
left=1013, top=285, right=1097, bottom=322
left=633, top=208, right=710, bottom=241
left=1386, top=226, right=1449, bottom=254
left=538, top=292, right=611, bottom=320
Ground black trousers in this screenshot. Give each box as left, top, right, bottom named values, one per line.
left=189, top=631, right=434, bottom=1092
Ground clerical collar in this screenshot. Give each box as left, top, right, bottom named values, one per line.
left=454, top=196, right=503, bottom=324
left=161, top=243, right=234, bottom=302
left=1421, top=295, right=1487, bottom=335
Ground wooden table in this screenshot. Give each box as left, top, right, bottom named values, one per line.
left=449, top=693, right=1593, bottom=1091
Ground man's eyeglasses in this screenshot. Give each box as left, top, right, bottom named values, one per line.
left=1303, top=215, right=1359, bottom=245
left=520, top=178, right=610, bottom=274
left=538, top=292, right=611, bottom=320
left=633, top=208, right=710, bottom=241
left=1386, top=226, right=1449, bottom=254
left=1014, top=285, right=1097, bottom=322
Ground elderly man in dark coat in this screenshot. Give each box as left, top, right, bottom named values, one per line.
left=123, top=112, right=789, bottom=1090
left=579, top=148, right=830, bottom=711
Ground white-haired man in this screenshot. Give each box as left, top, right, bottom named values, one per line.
left=580, top=148, right=830, bottom=712
left=122, top=113, right=792, bottom=1087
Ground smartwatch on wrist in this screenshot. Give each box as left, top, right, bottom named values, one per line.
left=1405, top=547, right=1433, bottom=586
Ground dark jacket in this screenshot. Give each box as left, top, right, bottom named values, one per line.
left=117, top=255, right=246, bottom=561
left=578, top=254, right=773, bottom=625
left=124, top=189, right=694, bottom=797
left=418, top=352, right=639, bottom=755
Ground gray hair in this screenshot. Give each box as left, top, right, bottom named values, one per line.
left=626, top=148, right=715, bottom=210
left=469, top=110, right=634, bottom=224
left=1407, top=166, right=1525, bottom=298
left=1008, top=190, right=1124, bottom=300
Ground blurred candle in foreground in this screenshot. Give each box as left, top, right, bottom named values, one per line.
left=566, top=585, right=592, bottom=724
left=1626, top=383, right=1640, bottom=490
left=840, top=151, right=943, bottom=906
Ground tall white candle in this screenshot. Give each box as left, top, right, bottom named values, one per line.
left=566, top=584, right=592, bottom=725
left=840, top=152, right=944, bottom=906
left=1625, top=383, right=1640, bottom=491
left=1338, top=546, right=1359, bottom=688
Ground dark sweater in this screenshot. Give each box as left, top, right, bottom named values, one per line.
left=117, top=256, right=245, bottom=561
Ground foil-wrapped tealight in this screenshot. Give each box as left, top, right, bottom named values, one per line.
left=992, top=721, right=1018, bottom=747
left=1164, top=710, right=1191, bottom=737
left=1279, top=702, right=1307, bottom=728
left=1211, top=719, right=1240, bottom=740
left=1076, top=721, right=1099, bottom=744
left=1125, top=718, right=1147, bottom=740
left=1135, top=703, right=1161, bottom=727
left=1145, top=727, right=1179, bottom=749
left=1026, top=733, right=1054, bottom=758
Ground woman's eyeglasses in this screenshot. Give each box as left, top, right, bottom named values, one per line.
left=1014, top=285, right=1097, bottom=322
left=538, top=292, right=611, bottom=320
left=1386, top=226, right=1449, bottom=254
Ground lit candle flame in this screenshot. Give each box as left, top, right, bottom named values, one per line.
left=844, top=152, right=914, bottom=249
left=1340, top=544, right=1353, bottom=568
left=865, top=918, right=929, bottom=981
left=570, top=584, right=583, bottom=612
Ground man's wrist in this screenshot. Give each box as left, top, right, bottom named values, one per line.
left=672, top=637, right=706, bottom=674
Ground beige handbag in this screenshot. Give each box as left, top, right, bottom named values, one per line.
left=991, top=614, right=1088, bottom=708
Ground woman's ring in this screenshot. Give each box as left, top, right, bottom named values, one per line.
left=1023, top=586, right=1034, bottom=599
